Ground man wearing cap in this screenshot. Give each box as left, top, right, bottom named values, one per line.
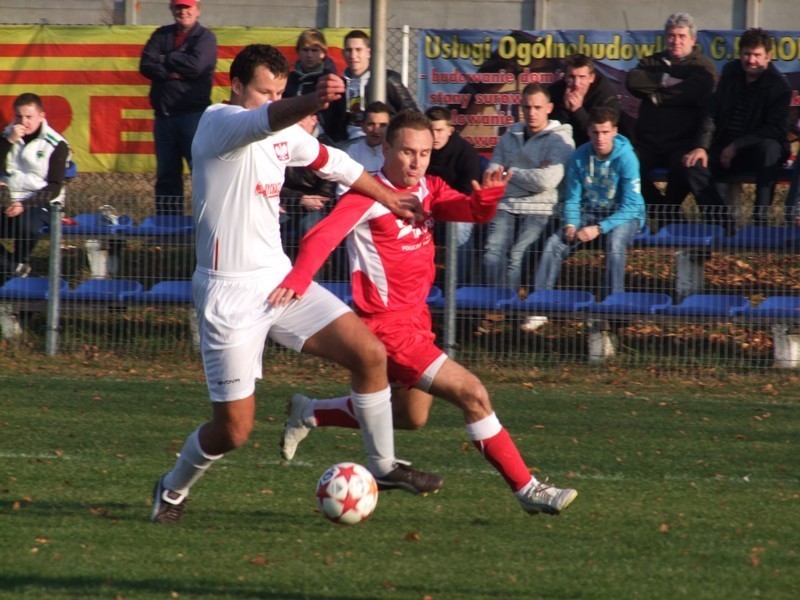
left=140, top=0, right=217, bottom=215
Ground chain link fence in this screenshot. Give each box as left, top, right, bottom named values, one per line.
left=2, top=27, right=800, bottom=372
left=2, top=184, right=800, bottom=372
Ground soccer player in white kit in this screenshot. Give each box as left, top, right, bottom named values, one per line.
left=151, top=45, right=442, bottom=524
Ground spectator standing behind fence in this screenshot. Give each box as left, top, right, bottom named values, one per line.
left=0, top=93, right=70, bottom=283
left=340, top=30, right=418, bottom=140
left=549, top=53, right=621, bottom=148
left=140, top=0, right=217, bottom=216
left=285, top=29, right=347, bottom=143
left=683, top=28, right=791, bottom=231
left=425, top=105, right=484, bottom=284
left=482, top=83, right=574, bottom=296
left=534, top=106, right=645, bottom=301
left=626, top=13, right=716, bottom=226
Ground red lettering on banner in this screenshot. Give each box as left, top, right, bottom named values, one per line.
left=0, top=95, right=73, bottom=132
left=90, top=96, right=153, bottom=154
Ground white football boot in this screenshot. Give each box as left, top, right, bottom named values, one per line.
left=280, top=393, right=314, bottom=461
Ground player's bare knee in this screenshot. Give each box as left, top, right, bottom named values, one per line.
left=460, top=381, right=492, bottom=419
left=355, top=335, right=387, bottom=373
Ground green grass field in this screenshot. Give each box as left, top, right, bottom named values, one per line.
left=1, top=368, right=798, bottom=599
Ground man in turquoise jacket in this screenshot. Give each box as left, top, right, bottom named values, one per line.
left=534, top=105, right=645, bottom=298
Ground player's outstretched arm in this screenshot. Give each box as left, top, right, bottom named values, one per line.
left=267, top=74, right=345, bottom=132
left=349, top=171, right=423, bottom=221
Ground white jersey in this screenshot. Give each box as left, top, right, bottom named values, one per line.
left=191, top=102, right=364, bottom=277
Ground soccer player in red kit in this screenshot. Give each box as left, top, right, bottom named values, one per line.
left=270, top=110, right=578, bottom=515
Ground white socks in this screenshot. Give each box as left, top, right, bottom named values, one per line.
left=465, top=412, right=503, bottom=441
left=350, top=387, right=395, bottom=476
left=163, top=427, right=223, bottom=496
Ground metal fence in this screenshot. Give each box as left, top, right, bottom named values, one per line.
left=2, top=182, right=800, bottom=371
left=2, top=27, right=800, bottom=370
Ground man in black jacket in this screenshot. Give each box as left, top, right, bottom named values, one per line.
left=140, top=0, right=217, bottom=215
left=683, top=27, right=791, bottom=229
left=340, top=30, right=418, bottom=141
left=626, top=13, right=716, bottom=223
left=549, top=53, right=620, bottom=147
left=425, top=106, right=484, bottom=284
left=284, top=29, right=347, bottom=143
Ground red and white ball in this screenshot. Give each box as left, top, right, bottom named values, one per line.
left=315, top=462, right=378, bottom=525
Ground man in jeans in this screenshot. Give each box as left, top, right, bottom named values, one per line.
left=140, top=0, right=217, bottom=215
left=481, top=83, right=574, bottom=296
left=534, top=106, right=645, bottom=299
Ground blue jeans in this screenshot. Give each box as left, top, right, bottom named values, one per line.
left=482, top=210, right=550, bottom=291
left=455, top=222, right=475, bottom=284
left=154, top=111, right=204, bottom=215
left=535, top=219, right=640, bottom=297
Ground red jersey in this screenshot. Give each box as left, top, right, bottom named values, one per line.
left=280, top=172, right=503, bottom=317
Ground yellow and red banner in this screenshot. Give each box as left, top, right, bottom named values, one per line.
left=0, top=26, right=349, bottom=173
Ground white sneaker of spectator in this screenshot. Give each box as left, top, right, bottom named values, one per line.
left=520, top=315, right=548, bottom=332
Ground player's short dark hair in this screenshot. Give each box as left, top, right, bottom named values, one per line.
left=296, top=28, right=328, bottom=54
left=425, top=106, right=451, bottom=123
left=365, top=101, right=392, bottom=117
left=589, top=105, right=620, bottom=127
left=345, top=29, right=370, bottom=47
left=740, top=28, right=773, bottom=53
left=13, top=93, right=43, bottom=110
left=521, top=82, right=551, bottom=101
left=564, top=53, right=595, bottom=74
left=230, top=44, right=290, bottom=86
left=385, top=110, right=433, bottom=146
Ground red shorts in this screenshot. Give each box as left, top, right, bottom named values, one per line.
left=361, top=308, right=445, bottom=388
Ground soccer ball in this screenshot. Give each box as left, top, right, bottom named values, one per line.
left=315, top=462, right=378, bottom=525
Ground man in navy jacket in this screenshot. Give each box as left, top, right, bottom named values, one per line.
left=140, top=0, right=217, bottom=215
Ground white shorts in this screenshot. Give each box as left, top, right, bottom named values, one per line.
left=193, top=269, right=351, bottom=402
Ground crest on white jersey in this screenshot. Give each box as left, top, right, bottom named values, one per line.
left=273, top=141, right=289, bottom=162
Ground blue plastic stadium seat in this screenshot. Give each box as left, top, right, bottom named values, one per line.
left=126, top=215, right=194, bottom=236
left=639, top=223, right=725, bottom=247
left=653, top=294, right=749, bottom=317
left=65, top=160, right=78, bottom=180
left=731, top=296, right=800, bottom=319
left=318, top=281, right=352, bottom=303
left=61, top=212, right=133, bottom=235
left=0, top=277, right=68, bottom=300
left=452, top=286, right=517, bottom=310
left=120, top=280, right=193, bottom=304
left=497, top=289, right=595, bottom=312
left=720, top=225, right=797, bottom=250
left=426, top=285, right=443, bottom=304
left=59, top=279, right=143, bottom=301
left=587, top=292, right=673, bottom=315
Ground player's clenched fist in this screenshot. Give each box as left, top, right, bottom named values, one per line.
left=314, top=73, right=345, bottom=109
